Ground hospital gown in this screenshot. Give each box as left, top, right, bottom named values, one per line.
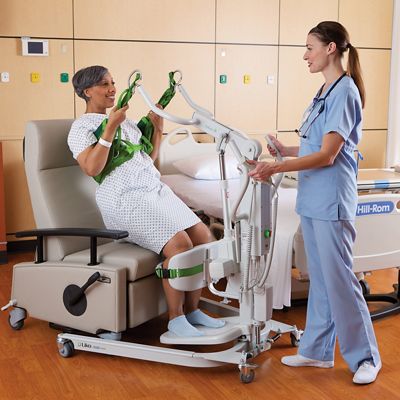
left=68, top=113, right=200, bottom=254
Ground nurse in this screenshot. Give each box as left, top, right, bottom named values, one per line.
left=247, top=21, right=381, bottom=384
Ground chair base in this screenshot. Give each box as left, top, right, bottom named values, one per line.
left=366, top=284, right=400, bottom=321
left=288, top=271, right=400, bottom=321
left=367, top=269, right=400, bottom=321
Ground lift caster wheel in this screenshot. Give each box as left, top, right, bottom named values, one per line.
left=8, top=307, right=27, bottom=330
left=240, top=369, right=255, bottom=384
left=290, top=332, right=300, bottom=347
left=239, top=363, right=256, bottom=384
left=8, top=315, right=24, bottom=330
left=59, top=340, right=74, bottom=358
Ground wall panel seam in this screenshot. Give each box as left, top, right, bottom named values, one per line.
left=0, top=36, right=391, bottom=51
left=276, top=0, right=282, bottom=131
left=72, top=0, right=76, bottom=119
left=213, top=0, right=217, bottom=119
left=277, top=129, right=388, bottom=133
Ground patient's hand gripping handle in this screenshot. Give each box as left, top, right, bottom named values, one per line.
left=63, top=272, right=101, bottom=316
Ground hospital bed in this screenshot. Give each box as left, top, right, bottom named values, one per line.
left=159, top=128, right=400, bottom=320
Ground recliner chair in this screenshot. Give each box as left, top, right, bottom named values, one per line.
left=7, top=119, right=167, bottom=336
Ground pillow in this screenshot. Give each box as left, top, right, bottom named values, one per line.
left=172, top=153, right=241, bottom=180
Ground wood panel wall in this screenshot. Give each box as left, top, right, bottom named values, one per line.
left=0, top=0, right=394, bottom=241
left=0, top=143, right=6, bottom=262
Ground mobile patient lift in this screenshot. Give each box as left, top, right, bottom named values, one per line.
left=6, top=71, right=302, bottom=383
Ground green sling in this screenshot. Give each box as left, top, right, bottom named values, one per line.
left=93, top=71, right=177, bottom=184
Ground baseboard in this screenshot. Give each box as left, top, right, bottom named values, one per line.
left=0, top=250, right=7, bottom=264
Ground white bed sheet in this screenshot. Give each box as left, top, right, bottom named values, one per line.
left=161, top=174, right=299, bottom=309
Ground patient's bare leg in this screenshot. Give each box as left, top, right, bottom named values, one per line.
left=184, top=222, right=212, bottom=313
left=184, top=223, right=225, bottom=328
left=162, top=231, right=204, bottom=336
left=162, top=231, right=195, bottom=320
left=186, top=222, right=213, bottom=246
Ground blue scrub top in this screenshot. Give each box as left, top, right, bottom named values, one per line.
left=296, top=75, right=362, bottom=221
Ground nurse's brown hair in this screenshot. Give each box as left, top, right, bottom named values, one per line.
left=309, top=21, right=366, bottom=108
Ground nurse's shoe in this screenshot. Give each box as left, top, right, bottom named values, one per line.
left=353, top=360, right=382, bottom=384
left=281, top=354, right=334, bottom=368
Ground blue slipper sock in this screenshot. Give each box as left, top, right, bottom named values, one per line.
left=186, top=309, right=225, bottom=328
left=168, top=315, right=204, bottom=337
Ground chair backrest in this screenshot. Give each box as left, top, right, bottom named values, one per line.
left=24, top=119, right=107, bottom=261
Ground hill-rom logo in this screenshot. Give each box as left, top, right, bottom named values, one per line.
left=356, top=201, right=394, bottom=216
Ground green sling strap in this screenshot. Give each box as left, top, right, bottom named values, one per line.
left=93, top=72, right=177, bottom=184
left=155, top=263, right=204, bottom=279
left=136, top=71, right=177, bottom=152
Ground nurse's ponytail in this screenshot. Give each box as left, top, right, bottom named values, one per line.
left=309, top=21, right=366, bottom=108
left=346, top=44, right=366, bottom=108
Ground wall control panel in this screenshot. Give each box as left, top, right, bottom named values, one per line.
left=21, top=37, right=49, bottom=56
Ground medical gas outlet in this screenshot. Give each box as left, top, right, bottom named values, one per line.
left=60, top=73, right=69, bottom=83
left=30, top=72, right=40, bottom=83
left=1, top=72, right=10, bottom=83
left=243, top=75, right=251, bottom=84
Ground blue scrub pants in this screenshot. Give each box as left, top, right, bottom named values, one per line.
left=298, top=216, right=381, bottom=372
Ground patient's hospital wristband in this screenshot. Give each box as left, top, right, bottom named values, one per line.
left=98, top=137, right=112, bottom=148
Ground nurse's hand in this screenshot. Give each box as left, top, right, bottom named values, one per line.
left=247, top=160, right=275, bottom=182
left=266, top=134, right=285, bottom=157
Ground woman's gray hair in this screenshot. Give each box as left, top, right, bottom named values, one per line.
left=72, top=65, right=109, bottom=101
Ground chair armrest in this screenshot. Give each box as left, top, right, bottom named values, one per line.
left=16, top=228, right=129, bottom=265
left=15, top=227, right=128, bottom=240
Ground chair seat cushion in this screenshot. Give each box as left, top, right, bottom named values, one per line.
left=63, top=241, right=160, bottom=282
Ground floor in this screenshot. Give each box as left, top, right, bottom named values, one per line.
left=0, top=252, right=399, bottom=400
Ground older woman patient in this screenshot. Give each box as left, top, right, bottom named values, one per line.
left=68, top=65, right=225, bottom=337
